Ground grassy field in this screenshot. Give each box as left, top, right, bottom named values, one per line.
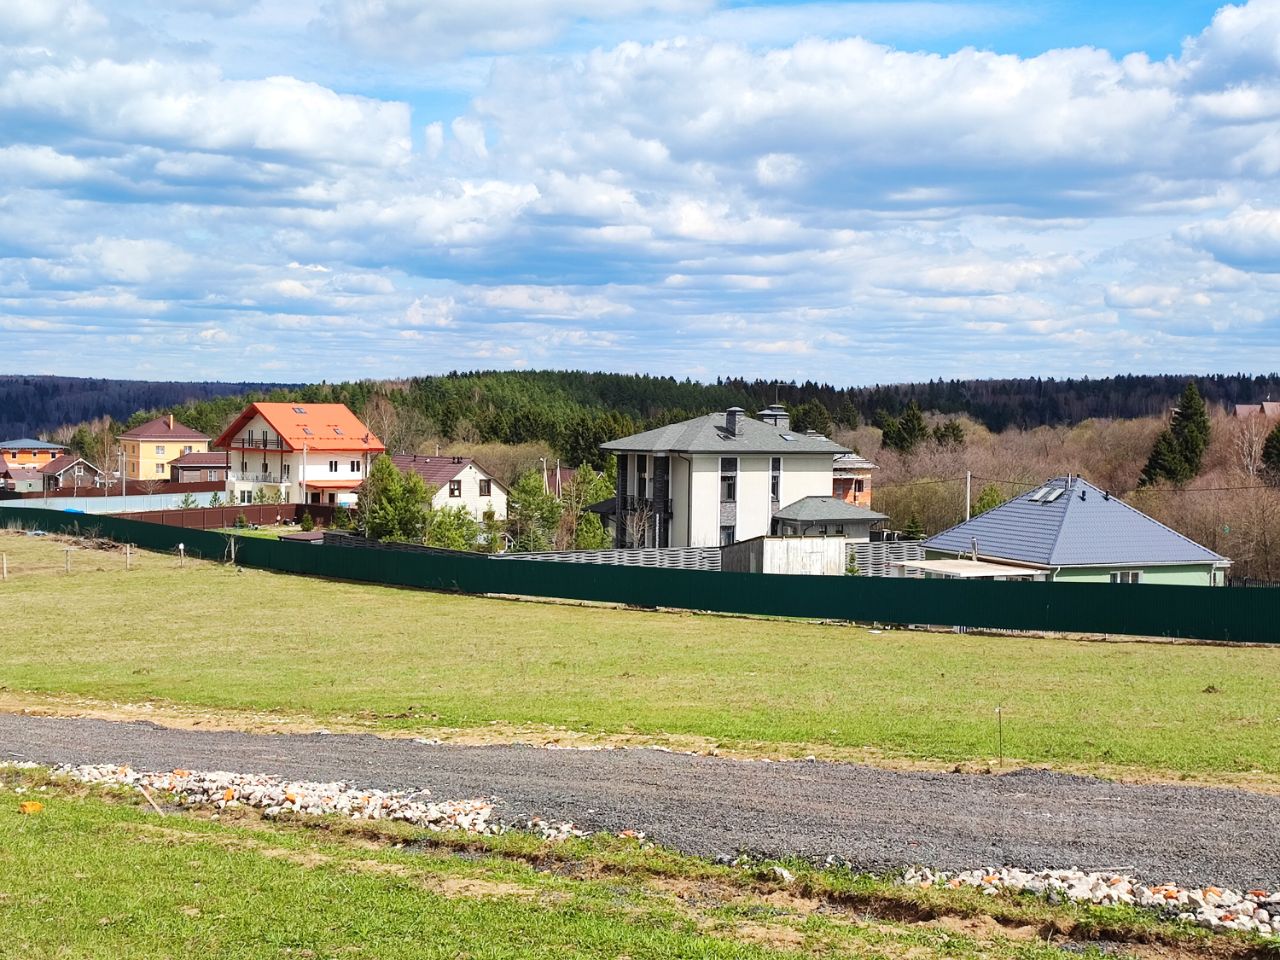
left=0, top=768, right=1209, bottom=959
left=1, top=530, right=1278, bottom=780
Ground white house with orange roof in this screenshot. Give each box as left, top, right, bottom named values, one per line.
left=213, top=403, right=385, bottom=505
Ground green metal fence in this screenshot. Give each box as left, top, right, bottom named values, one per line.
left=4, top=506, right=1277, bottom=644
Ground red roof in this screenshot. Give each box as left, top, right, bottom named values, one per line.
left=40, top=454, right=97, bottom=475
left=214, top=403, right=385, bottom=454
left=170, top=451, right=229, bottom=467
left=391, top=455, right=506, bottom=491
left=302, top=479, right=364, bottom=490
left=119, top=415, right=210, bottom=441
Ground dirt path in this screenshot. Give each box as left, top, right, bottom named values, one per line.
left=4, top=713, right=1277, bottom=889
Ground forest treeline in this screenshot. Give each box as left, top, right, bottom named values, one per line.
left=0, top=375, right=289, bottom=440
left=14, top=369, right=1280, bottom=457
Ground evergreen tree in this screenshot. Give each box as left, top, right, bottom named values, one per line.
left=1139, top=429, right=1191, bottom=486
left=361, top=454, right=430, bottom=540
left=479, top=507, right=506, bottom=553
left=506, top=469, right=562, bottom=551
left=1263, top=422, right=1280, bottom=480
left=1170, top=381, right=1210, bottom=475
left=178, top=493, right=198, bottom=509
left=880, top=402, right=930, bottom=454
left=902, top=513, right=925, bottom=540
left=425, top=505, right=480, bottom=550
left=207, top=491, right=223, bottom=507
left=834, top=401, right=861, bottom=430
left=299, top=511, right=314, bottom=532
left=971, top=484, right=1006, bottom=516
left=790, top=399, right=832, bottom=436
left=933, top=419, right=965, bottom=447
left=1139, top=382, right=1211, bottom=486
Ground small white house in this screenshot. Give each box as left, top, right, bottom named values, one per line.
left=600, top=404, right=850, bottom=548
left=391, top=455, right=508, bottom=521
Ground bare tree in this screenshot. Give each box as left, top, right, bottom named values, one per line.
left=1231, top=414, right=1268, bottom=479
left=623, top=502, right=654, bottom=549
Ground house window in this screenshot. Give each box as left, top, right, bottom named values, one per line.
left=262, top=461, right=269, bottom=475
left=154, top=463, right=165, bottom=475
left=1110, top=571, right=1142, bottom=584
left=207, top=470, right=217, bottom=482
left=183, top=446, right=194, bottom=454
left=770, top=457, right=781, bottom=502
left=854, top=478, right=865, bottom=494
left=449, top=480, right=462, bottom=497
left=73, top=465, right=83, bottom=476
left=241, top=459, right=248, bottom=473
left=479, top=479, right=491, bottom=497
left=155, top=445, right=165, bottom=455
left=282, top=463, right=290, bottom=479
left=636, top=454, right=648, bottom=500
left=720, top=457, right=737, bottom=502
left=350, top=460, right=360, bottom=472
left=328, top=460, right=338, bottom=472
left=720, top=524, right=735, bottom=546
left=239, top=490, right=252, bottom=504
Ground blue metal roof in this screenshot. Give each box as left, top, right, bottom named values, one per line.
left=925, top=476, right=1227, bottom=567
left=0, top=438, right=66, bottom=450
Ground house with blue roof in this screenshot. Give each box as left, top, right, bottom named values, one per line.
left=923, top=476, right=1230, bottom=586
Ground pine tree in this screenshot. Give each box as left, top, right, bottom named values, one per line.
left=362, top=454, right=429, bottom=540
left=902, top=513, right=925, bottom=540
left=1139, top=429, right=1191, bottom=486
left=1170, top=381, right=1210, bottom=475
left=1263, top=422, right=1280, bottom=479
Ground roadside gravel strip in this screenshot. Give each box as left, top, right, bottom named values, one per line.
left=3, top=714, right=1277, bottom=890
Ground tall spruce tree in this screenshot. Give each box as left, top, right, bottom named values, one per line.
left=1263, top=422, right=1280, bottom=480
left=1139, top=381, right=1210, bottom=486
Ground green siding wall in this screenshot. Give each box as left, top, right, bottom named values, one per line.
left=1051, top=564, right=1217, bottom=586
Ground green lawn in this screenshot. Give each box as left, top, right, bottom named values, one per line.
left=2, top=531, right=1278, bottom=779
left=0, top=770, right=1185, bottom=959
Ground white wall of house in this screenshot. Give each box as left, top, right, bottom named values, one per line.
left=224, top=413, right=372, bottom=504
left=429, top=463, right=508, bottom=520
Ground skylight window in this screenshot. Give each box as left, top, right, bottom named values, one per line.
left=293, top=406, right=307, bottom=414
left=781, top=434, right=798, bottom=441
left=332, top=427, right=344, bottom=436
left=302, top=427, right=314, bottom=436
left=1027, top=486, right=1050, bottom=501
left=1044, top=488, right=1065, bottom=503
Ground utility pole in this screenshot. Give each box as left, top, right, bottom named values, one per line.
left=965, top=471, right=972, bottom=521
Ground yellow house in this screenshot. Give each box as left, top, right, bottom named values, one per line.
left=118, top=415, right=211, bottom=481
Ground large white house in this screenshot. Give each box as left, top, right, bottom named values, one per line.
left=600, top=404, right=854, bottom=548
left=392, top=454, right=508, bottom=521
left=214, top=402, right=385, bottom=505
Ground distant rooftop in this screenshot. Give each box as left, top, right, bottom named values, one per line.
left=0, top=438, right=67, bottom=450
left=773, top=496, right=887, bottom=524
left=602, top=409, right=849, bottom=455
left=925, top=476, right=1228, bottom=568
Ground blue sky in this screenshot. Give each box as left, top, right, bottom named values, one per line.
left=2, top=0, right=1279, bottom=386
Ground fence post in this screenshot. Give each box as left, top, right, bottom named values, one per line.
left=1, top=553, right=6, bottom=580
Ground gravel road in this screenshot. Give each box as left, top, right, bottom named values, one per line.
left=4, top=714, right=1276, bottom=889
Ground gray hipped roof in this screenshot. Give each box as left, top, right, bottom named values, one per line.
left=774, top=496, right=888, bottom=523
left=925, top=476, right=1228, bottom=568
left=601, top=410, right=850, bottom=455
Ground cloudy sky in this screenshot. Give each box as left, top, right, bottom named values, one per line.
left=3, top=0, right=1280, bottom=385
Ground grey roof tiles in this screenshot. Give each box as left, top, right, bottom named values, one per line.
left=601, top=411, right=850, bottom=455
left=925, top=476, right=1227, bottom=567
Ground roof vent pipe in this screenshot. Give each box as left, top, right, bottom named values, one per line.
left=725, top=407, right=745, bottom=436
left=970, top=537, right=978, bottom=562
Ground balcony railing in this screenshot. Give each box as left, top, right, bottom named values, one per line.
left=233, top=473, right=289, bottom=484
left=231, top=435, right=286, bottom=450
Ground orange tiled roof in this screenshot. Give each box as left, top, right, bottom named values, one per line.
left=214, top=403, right=385, bottom=454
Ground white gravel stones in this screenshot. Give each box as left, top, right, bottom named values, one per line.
left=901, top=866, right=1280, bottom=939
left=49, top=764, right=587, bottom=842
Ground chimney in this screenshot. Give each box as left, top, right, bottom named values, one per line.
left=167, top=414, right=174, bottom=430
left=758, top=403, right=790, bottom=431
left=725, top=406, right=745, bottom=436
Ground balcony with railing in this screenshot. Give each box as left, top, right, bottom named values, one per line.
left=232, top=473, right=290, bottom=484
left=229, top=435, right=287, bottom=450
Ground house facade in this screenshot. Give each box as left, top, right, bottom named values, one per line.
left=391, top=455, right=508, bottom=520
left=0, top=438, right=67, bottom=466
left=169, top=451, right=230, bottom=484
left=213, top=403, right=385, bottom=505
left=119, top=416, right=211, bottom=480
left=38, top=455, right=104, bottom=491
left=924, top=475, right=1230, bottom=586
left=600, top=405, right=850, bottom=548
left=832, top=452, right=877, bottom=508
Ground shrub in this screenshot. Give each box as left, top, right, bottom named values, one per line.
left=300, top=512, right=315, bottom=532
